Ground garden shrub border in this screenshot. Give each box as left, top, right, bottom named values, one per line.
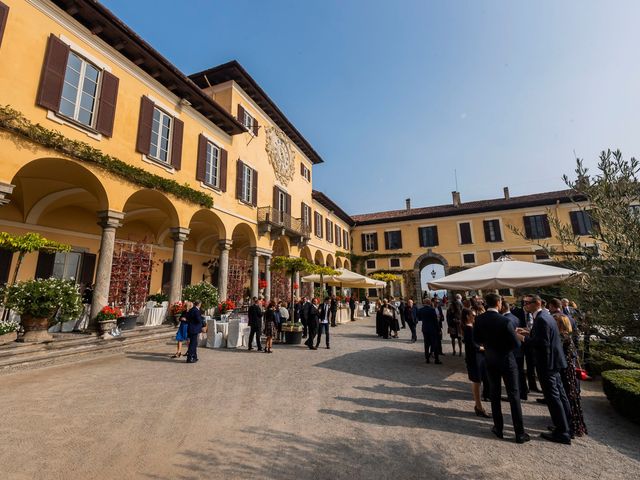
left=589, top=351, right=640, bottom=376
left=601, top=369, right=640, bottom=424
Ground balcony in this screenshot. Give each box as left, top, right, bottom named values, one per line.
left=257, top=207, right=311, bottom=243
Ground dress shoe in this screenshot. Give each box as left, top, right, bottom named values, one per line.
left=186, top=359, right=194, bottom=364
left=425, top=359, right=430, bottom=364
left=491, top=427, right=504, bottom=439
left=540, top=432, right=571, bottom=445
left=326, top=346, right=330, bottom=349
left=247, top=347, right=254, bottom=351
left=536, top=398, right=547, bottom=404
left=515, top=433, right=531, bottom=444
left=309, top=346, right=317, bottom=350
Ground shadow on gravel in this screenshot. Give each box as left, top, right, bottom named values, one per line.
left=125, top=351, right=176, bottom=363
left=146, top=429, right=489, bottom=480
left=314, top=346, right=455, bottom=386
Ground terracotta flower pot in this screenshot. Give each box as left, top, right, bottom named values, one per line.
left=19, top=314, right=53, bottom=343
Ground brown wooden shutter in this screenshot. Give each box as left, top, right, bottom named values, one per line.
left=136, top=96, right=154, bottom=155
left=432, top=227, right=439, bottom=246
left=285, top=193, right=291, bottom=215
left=300, top=163, right=305, bottom=176
left=79, top=252, right=96, bottom=286
left=301, top=202, right=305, bottom=225
left=361, top=234, right=367, bottom=250
left=95, top=70, right=119, bottom=137
left=36, top=34, right=70, bottom=111
left=35, top=251, right=55, bottom=279
left=523, top=216, right=533, bottom=239
left=171, top=117, right=184, bottom=170
left=182, top=263, right=192, bottom=287
left=397, top=231, right=403, bottom=248
left=161, top=262, right=172, bottom=295
left=237, top=104, right=245, bottom=123
left=219, top=148, right=228, bottom=192
left=253, top=118, right=259, bottom=136
left=483, top=220, right=491, bottom=242
left=273, top=186, right=279, bottom=210
left=251, top=168, right=258, bottom=207
left=236, top=159, right=244, bottom=200
left=0, top=2, right=9, bottom=49
left=384, top=232, right=390, bottom=250
left=372, top=233, right=378, bottom=250
left=196, top=134, right=207, bottom=182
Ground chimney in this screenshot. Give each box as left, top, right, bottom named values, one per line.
left=405, top=198, right=411, bottom=210
left=452, top=191, right=461, bottom=207
left=503, top=187, right=510, bottom=200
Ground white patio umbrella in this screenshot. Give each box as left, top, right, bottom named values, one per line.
left=301, top=268, right=386, bottom=289
left=427, top=258, right=581, bottom=290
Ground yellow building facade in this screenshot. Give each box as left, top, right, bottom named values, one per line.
left=350, top=189, right=590, bottom=301
left=0, top=0, right=351, bottom=325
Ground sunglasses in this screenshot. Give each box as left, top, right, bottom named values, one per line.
left=522, top=300, right=535, bottom=305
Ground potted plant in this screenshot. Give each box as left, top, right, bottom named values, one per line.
left=96, top=305, right=122, bottom=338
left=218, top=299, right=236, bottom=315
left=170, top=301, right=188, bottom=326
left=182, top=282, right=219, bottom=315
left=0, top=318, right=19, bottom=344
left=147, top=293, right=168, bottom=306
left=5, top=278, right=82, bottom=342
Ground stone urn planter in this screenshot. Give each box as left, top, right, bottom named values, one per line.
left=117, top=315, right=137, bottom=331
left=0, top=331, right=18, bottom=345
left=284, top=330, right=303, bottom=345
left=98, top=319, right=117, bottom=339
left=19, top=314, right=53, bottom=343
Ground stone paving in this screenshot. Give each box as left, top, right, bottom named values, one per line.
left=0, top=316, right=638, bottom=480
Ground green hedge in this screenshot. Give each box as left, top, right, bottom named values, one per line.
left=602, top=369, right=640, bottom=424
left=589, top=350, right=640, bottom=376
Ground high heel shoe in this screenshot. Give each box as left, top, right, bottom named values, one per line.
left=171, top=352, right=182, bottom=358
left=474, top=406, right=491, bottom=418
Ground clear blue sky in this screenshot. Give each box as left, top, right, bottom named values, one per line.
left=101, top=0, right=640, bottom=215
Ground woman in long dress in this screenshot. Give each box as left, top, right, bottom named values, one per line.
left=553, top=313, right=588, bottom=437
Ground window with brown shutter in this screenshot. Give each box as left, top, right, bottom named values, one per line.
left=171, top=118, right=184, bottom=170
left=459, top=222, right=473, bottom=244
left=483, top=219, right=502, bottom=242
left=219, top=148, right=228, bottom=192
left=384, top=230, right=402, bottom=249
left=251, top=169, right=258, bottom=207
left=0, top=2, right=9, bottom=49
left=236, top=159, right=244, bottom=200
left=252, top=118, right=259, bottom=136
left=95, top=71, right=119, bottom=137
left=196, top=134, right=208, bottom=182
left=37, top=34, right=70, bottom=112
left=136, top=96, right=154, bottom=155
left=523, top=215, right=551, bottom=239
left=237, top=104, right=245, bottom=124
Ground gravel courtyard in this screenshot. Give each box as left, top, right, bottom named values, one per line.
left=0, top=317, right=638, bottom=480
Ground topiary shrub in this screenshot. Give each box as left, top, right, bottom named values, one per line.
left=602, top=369, right=640, bottom=424
left=590, top=351, right=640, bottom=376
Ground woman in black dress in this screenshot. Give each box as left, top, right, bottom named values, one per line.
left=263, top=301, right=277, bottom=353
left=462, top=308, right=491, bottom=418
left=375, top=300, right=385, bottom=337
left=447, top=299, right=463, bottom=356
left=554, top=313, right=588, bottom=436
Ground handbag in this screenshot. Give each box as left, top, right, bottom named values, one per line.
left=382, top=307, right=392, bottom=317
left=575, top=367, right=588, bottom=381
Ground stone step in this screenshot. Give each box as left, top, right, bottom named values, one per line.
left=0, top=326, right=176, bottom=373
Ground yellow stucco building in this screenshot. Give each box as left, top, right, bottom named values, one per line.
left=0, top=0, right=592, bottom=325
left=0, top=0, right=352, bottom=327
left=350, top=189, right=591, bottom=301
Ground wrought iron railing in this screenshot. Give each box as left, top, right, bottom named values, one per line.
left=257, top=207, right=311, bottom=238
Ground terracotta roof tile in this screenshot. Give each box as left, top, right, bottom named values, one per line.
left=352, top=189, right=583, bottom=225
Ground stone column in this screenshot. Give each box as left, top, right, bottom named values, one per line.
left=294, top=271, right=300, bottom=298
left=89, top=210, right=124, bottom=329
left=331, top=285, right=337, bottom=297
left=264, top=255, right=272, bottom=302
left=250, top=249, right=260, bottom=298
left=168, top=227, right=190, bottom=306
left=217, top=239, right=233, bottom=301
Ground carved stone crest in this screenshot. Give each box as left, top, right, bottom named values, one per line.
left=265, top=126, right=295, bottom=185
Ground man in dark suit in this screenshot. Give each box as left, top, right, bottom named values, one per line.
left=501, top=300, right=528, bottom=400
left=330, top=295, right=338, bottom=327
left=186, top=300, right=205, bottom=363
left=417, top=302, right=441, bottom=364
left=301, top=296, right=311, bottom=338
left=404, top=299, right=418, bottom=343
left=247, top=297, right=263, bottom=352
left=304, top=298, right=320, bottom=350
left=398, top=299, right=406, bottom=329
left=520, top=294, right=572, bottom=444
left=349, top=296, right=356, bottom=321
left=474, top=293, right=529, bottom=444
left=317, top=297, right=332, bottom=349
